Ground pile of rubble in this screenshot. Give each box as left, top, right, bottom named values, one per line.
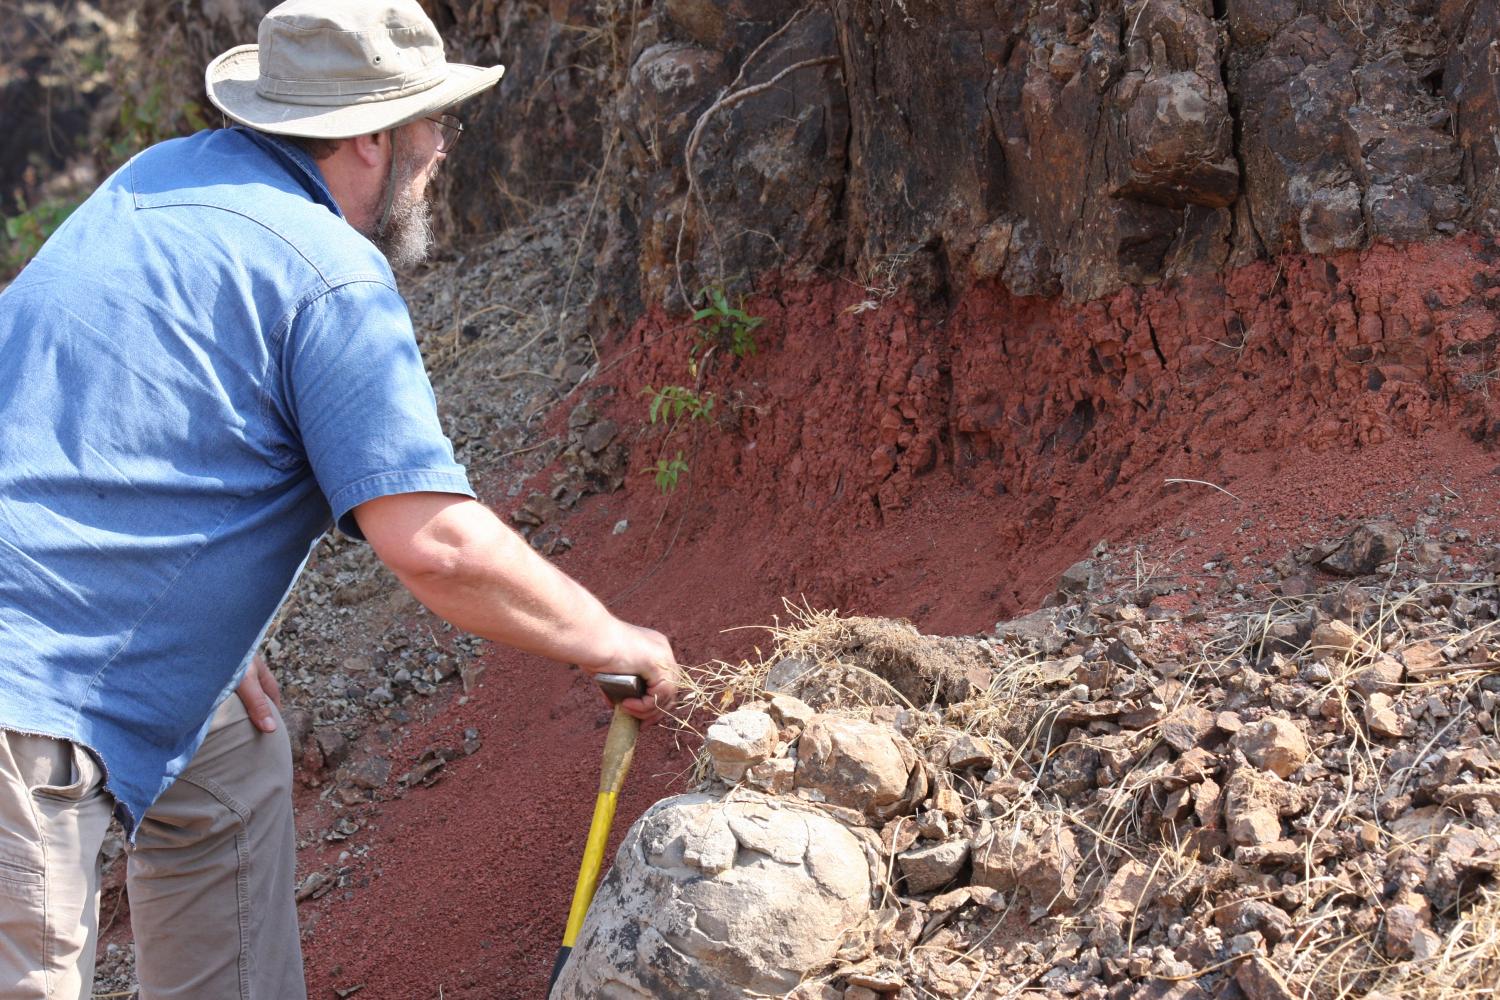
left=555, top=527, right=1500, bottom=1000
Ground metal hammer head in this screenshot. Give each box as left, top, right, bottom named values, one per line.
left=595, top=673, right=647, bottom=706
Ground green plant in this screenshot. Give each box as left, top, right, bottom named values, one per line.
left=108, top=82, right=210, bottom=163
left=639, top=289, right=764, bottom=495
left=641, top=386, right=714, bottom=493
left=3, top=196, right=79, bottom=276
left=691, top=286, right=763, bottom=362
left=644, top=384, right=715, bottom=425
left=650, top=451, right=690, bottom=493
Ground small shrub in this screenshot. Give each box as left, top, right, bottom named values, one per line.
left=639, top=288, right=764, bottom=494
left=643, top=384, right=715, bottom=425
left=691, top=286, right=763, bottom=362
left=650, top=451, right=690, bottom=493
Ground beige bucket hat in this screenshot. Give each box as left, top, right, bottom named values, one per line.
left=205, top=0, right=504, bottom=139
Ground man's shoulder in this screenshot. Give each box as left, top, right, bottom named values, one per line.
left=124, top=130, right=393, bottom=292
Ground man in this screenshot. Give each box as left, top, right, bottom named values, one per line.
left=0, top=2, right=679, bottom=998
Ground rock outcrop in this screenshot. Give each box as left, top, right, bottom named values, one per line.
left=561, top=557, right=1500, bottom=999
left=580, top=0, right=1500, bottom=314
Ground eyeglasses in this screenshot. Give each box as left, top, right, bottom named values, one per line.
left=424, top=113, right=464, bottom=153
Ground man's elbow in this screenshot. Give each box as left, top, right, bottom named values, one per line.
left=354, top=494, right=503, bottom=587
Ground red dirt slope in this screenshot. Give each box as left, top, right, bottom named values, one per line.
left=300, top=237, right=1500, bottom=999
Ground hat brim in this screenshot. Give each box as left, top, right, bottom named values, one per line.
left=205, top=44, right=505, bottom=139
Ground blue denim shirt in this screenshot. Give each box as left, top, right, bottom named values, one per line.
left=0, top=128, right=474, bottom=833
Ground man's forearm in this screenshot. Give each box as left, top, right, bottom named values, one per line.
left=387, top=501, right=628, bottom=669
left=352, top=494, right=675, bottom=711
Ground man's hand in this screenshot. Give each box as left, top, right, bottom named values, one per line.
left=597, top=623, right=679, bottom=726
left=236, top=654, right=283, bottom=733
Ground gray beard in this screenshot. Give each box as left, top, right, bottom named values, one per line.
left=367, top=147, right=434, bottom=270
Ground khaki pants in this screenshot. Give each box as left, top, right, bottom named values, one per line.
left=0, top=697, right=306, bottom=999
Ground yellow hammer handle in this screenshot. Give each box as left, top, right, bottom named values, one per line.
left=560, top=705, right=641, bottom=946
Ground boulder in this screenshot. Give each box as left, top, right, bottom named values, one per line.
left=552, top=791, right=871, bottom=998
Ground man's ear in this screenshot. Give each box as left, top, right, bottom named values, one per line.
left=348, top=130, right=388, bottom=170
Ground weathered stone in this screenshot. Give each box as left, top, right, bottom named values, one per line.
left=971, top=815, right=1080, bottom=914
left=795, top=716, right=916, bottom=820
left=847, top=966, right=906, bottom=992
left=994, top=609, right=1069, bottom=652
left=1047, top=743, right=1099, bottom=797
left=705, top=709, right=778, bottom=781
left=342, top=754, right=390, bottom=792
left=553, top=792, right=870, bottom=998
left=1162, top=747, right=1217, bottom=791
left=897, top=839, right=969, bottom=894
left=765, top=692, right=815, bottom=731
left=1364, top=693, right=1406, bottom=739
left=915, top=809, right=948, bottom=841
left=946, top=734, right=993, bottom=771
left=1235, top=838, right=1301, bottom=867
left=1058, top=560, right=1094, bottom=595
left=1116, top=71, right=1238, bottom=209
left=1224, top=769, right=1286, bottom=847
left=1096, top=860, right=1158, bottom=925
left=1353, top=655, right=1404, bottom=696
left=1309, top=619, right=1362, bottom=658
left=1216, top=898, right=1294, bottom=943
left=880, top=821, right=919, bottom=857
left=1320, top=522, right=1405, bottom=577
left=314, top=728, right=350, bottom=771
left=1235, top=952, right=1297, bottom=1000
left=1400, top=640, right=1447, bottom=678
left=1383, top=891, right=1433, bottom=960
left=1236, top=717, right=1309, bottom=779
left=932, top=787, right=964, bottom=821
left=745, top=757, right=796, bottom=795
left=1435, top=781, right=1500, bottom=812
left=280, top=707, right=313, bottom=759
left=1194, top=778, right=1223, bottom=828
left=1161, top=707, right=1216, bottom=752
left=765, top=656, right=819, bottom=697
left=786, top=985, right=841, bottom=1000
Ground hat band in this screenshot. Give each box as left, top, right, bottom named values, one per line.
left=255, top=63, right=449, bottom=107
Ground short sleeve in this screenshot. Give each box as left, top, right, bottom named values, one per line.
left=278, top=281, right=474, bottom=538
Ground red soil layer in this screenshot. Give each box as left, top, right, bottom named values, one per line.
left=300, top=237, right=1500, bottom=998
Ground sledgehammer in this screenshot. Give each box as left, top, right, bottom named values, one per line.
left=549, top=672, right=647, bottom=993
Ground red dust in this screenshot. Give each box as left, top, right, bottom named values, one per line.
left=299, top=239, right=1500, bottom=999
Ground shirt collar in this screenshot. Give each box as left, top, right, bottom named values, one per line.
left=233, top=127, right=345, bottom=219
